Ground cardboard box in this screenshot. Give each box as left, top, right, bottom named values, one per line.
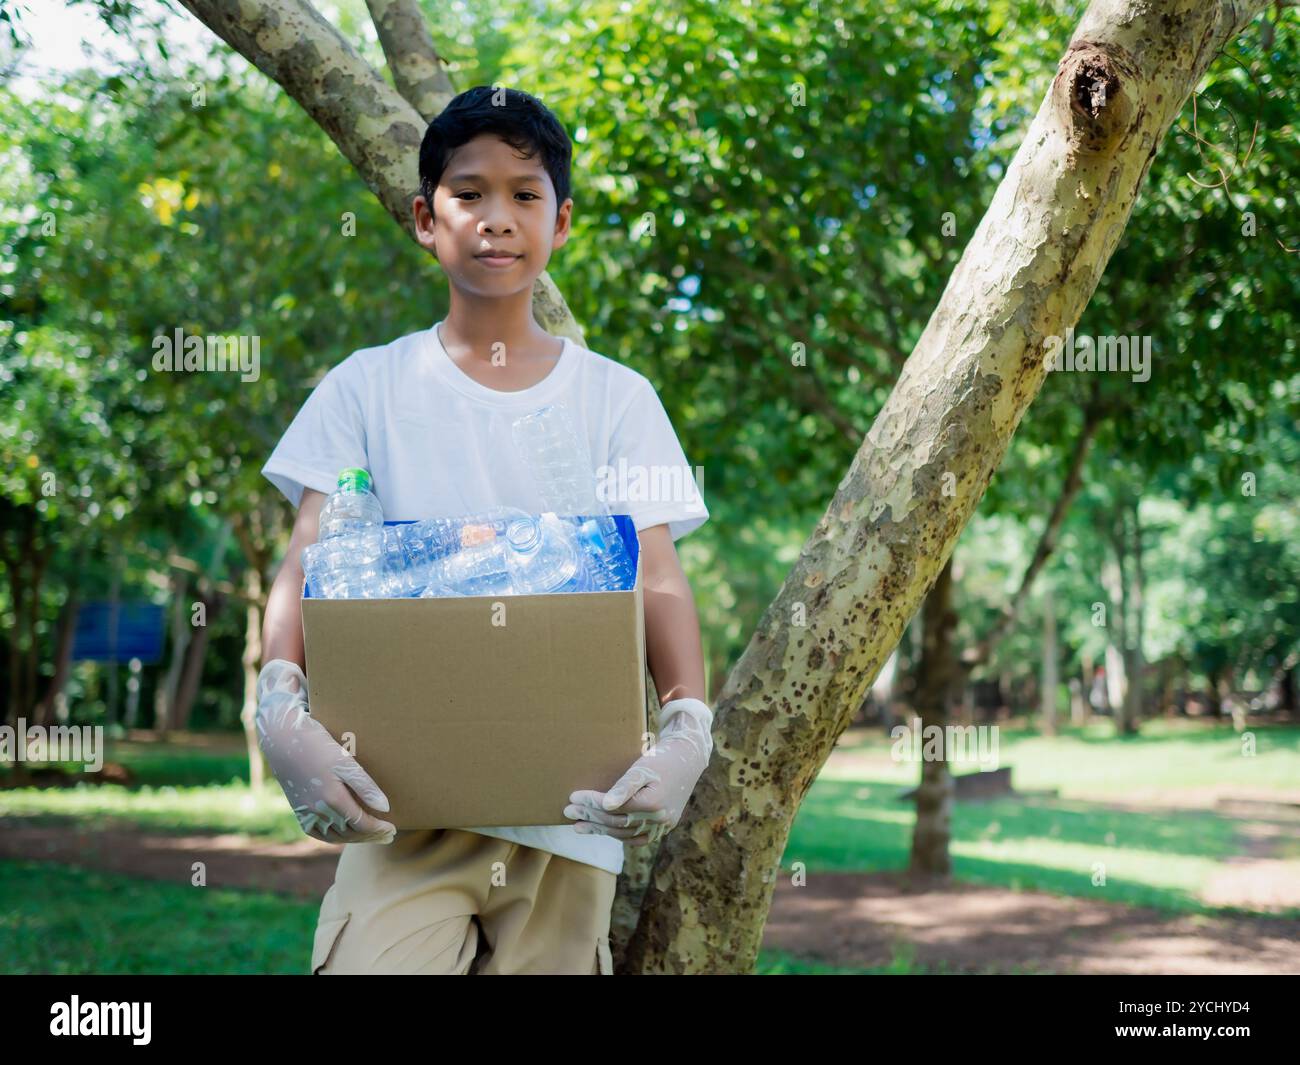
left=300, top=514, right=647, bottom=828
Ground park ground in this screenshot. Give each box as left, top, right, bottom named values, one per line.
left=1, top=719, right=1297, bottom=975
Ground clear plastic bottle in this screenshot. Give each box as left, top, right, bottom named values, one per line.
left=420, top=509, right=593, bottom=597
left=383, top=518, right=466, bottom=597
left=419, top=507, right=530, bottom=598
left=303, top=525, right=389, bottom=598
left=504, top=513, right=591, bottom=594
left=302, top=468, right=398, bottom=598
left=318, top=467, right=384, bottom=540
left=511, top=404, right=636, bottom=591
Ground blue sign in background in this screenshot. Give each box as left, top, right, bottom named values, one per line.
left=71, top=602, right=166, bottom=664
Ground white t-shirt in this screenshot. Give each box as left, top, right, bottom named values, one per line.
left=261, top=320, right=709, bottom=876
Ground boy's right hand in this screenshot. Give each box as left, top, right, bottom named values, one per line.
left=255, top=659, right=397, bottom=845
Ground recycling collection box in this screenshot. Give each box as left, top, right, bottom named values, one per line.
left=300, top=514, right=647, bottom=828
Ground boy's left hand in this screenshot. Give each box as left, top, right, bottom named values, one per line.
left=564, top=698, right=714, bottom=847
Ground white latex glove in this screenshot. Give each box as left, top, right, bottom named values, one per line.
left=255, top=659, right=396, bottom=845
left=564, top=697, right=714, bottom=847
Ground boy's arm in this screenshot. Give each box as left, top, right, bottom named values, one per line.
left=255, top=487, right=396, bottom=844
left=564, top=523, right=712, bottom=845
left=261, top=488, right=326, bottom=670
left=638, top=523, right=707, bottom=707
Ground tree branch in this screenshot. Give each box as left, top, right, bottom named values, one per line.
left=178, top=0, right=424, bottom=238
left=364, top=0, right=455, bottom=122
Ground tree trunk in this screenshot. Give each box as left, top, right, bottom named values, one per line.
left=1041, top=583, right=1059, bottom=736
left=240, top=567, right=266, bottom=791
left=1080, top=649, right=1095, bottom=721
left=105, top=566, right=121, bottom=728
left=363, top=0, right=455, bottom=122
left=1121, top=496, right=1145, bottom=732
left=25, top=541, right=49, bottom=724
left=1105, top=640, right=1128, bottom=722
left=1206, top=665, right=1223, bottom=717
left=624, top=0, right=1272, bottom=971
left=1102, top=509, right=1132, bottom=731
left=123, top=657, right=143, bottom=730
left=2, top=501, right=39, bottom=724
left=33, top=583, right=80, bottom=729
left=1281, top=663, right=1297, bottom=715
left=154, top=572, right=192, bottom=735
left=908, top=558, right=957, bottom=878
left=1068, top=675, right=1086, bottom=726
left=610, top=670, right=664, bottom=966
left=174, top=589, right=222, bottom=731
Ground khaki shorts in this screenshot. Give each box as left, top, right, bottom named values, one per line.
left=310, top=828, right=617, bottom=975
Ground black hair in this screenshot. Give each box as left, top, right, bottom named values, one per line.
left=418, top=86, right=572, bottom=216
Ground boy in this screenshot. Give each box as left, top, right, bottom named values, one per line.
left=256, top=86, right=714, bottom=975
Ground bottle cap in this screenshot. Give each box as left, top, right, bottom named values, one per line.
left=336, top=467, right=372, bottom=493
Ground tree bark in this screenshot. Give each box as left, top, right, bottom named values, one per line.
left=623, top=0, right=1274, bottom=972
left=364, top=0, right=454, bottom=121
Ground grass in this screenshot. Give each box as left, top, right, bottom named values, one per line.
left=0, top=779, right=304, bottom=840
left=820, top=718, right=1300, bottom=795
left=0, top=859, right=317, bottom=975
left=0, top=858, right=899, bottom=975
left=788, top=719, right=1300, bottom=918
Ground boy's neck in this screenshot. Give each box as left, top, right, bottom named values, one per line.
left=440, top=295, right=558, bottom=362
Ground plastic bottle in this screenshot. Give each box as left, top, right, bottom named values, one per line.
left=318, top=467, right=384, bottom=540
left=510, top=404, right=637, bottom=591
left=303, top=525, right=389, bottom=599
left=418, top=507, right=530, bottom=598
left=302, top=468, right=397, bottom=598
left=503, top=513, right=591, bottom=594
left=420, top=509, right=593, bottom=597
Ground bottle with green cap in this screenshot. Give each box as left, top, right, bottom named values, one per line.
left=318, top=466, right=385, bottom=541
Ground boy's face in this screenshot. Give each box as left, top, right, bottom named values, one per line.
left=413, top=133, right=572, bottom=297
